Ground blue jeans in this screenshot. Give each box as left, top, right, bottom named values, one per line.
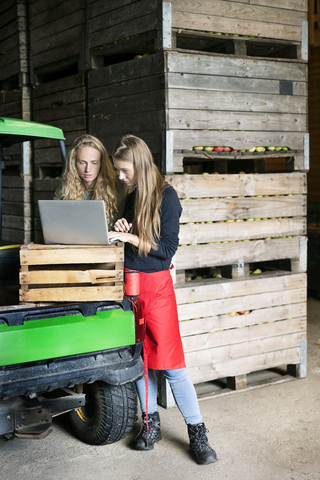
left=136, top=368, right=203, bottom=425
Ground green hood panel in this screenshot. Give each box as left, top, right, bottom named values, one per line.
left=0, top=117, right=65, bottom=147
left=0, top=309, right=135, bottom=367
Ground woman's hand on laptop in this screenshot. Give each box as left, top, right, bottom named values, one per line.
left=113, top=218, right=132, bottom=233
left=109, top=229, right=139, bottom=248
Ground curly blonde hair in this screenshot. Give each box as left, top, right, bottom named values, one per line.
left=112, top=135, right=165, bottom=256
left=60, top=134, right=118, bottom=223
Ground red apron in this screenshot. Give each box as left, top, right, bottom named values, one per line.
left=138, top=269, right=185, bottom=370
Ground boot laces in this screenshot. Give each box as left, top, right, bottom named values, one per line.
left=191, top=425, right=212, bottom=451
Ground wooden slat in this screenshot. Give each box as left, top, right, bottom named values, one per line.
left=177, top=287, right=306, bottom=320
left=32, top=74, right=85, bottom=97
left=167, top=71, right=306, bottom=96
left=168, top=89, right=307, bottom=114
left=20, top=269, right=123, bottom=285
left=179, top=301, right=307, bottom=336
left=223, top=0, right=307, bottom=12
left=89, top=13, right=158, bottom=48
left=182, top=317, right=305, bottom=352
left=172, top=130, right=305, bottom=151
left=187, top=347, right=300, bottom=384
left=171, top=0, right=307, bottom=26
left=172, top=11, right=303, bottom=42
left=175, top=272, right=306, bottom=304
left=20, top=244, right=124, bottom=265
left=2, top=215, right=31, bottom=231
left=185, top=331, right=305, bottom=368
left=179, top=195, right=306, bottom=223
left=175, top=236, right=304, bottom=270
left=167, top=52, right=307, bottom=82
left=30, top=18, right=84, bottom=54
left=179, top=217, right=306, bottom=245
left=19, top=285, right=123, bottom=302
left=88, top=0, right=158, bottom=33
left=168, top=109, right=307, bottom=132
left=166, top=173, right=307, bottom=198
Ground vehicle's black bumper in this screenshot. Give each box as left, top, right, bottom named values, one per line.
left=0, top=343, right=144, bottom=400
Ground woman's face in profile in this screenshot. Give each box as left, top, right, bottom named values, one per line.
left=76, top=146, right=101, bottom=190
left=113, top=159, right=137, bottom=187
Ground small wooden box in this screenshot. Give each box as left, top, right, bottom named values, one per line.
left=19, top=242, right=124, bottom=303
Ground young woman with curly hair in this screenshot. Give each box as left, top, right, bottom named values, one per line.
left=54, top=134, right=128, bottom=228
left=109, top=135, right=218, bottom=465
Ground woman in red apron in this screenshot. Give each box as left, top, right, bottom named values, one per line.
left=109, top=135, right=218, bottom=465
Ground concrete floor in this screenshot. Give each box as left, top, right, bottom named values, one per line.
left=1, top=297, right=320, bottom=480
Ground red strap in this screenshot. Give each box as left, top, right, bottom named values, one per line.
left=143, top=340, right=149, bottom=447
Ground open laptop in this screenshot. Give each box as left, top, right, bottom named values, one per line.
left=38, top=200, right=112, bottom=245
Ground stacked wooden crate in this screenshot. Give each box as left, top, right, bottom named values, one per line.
left=87, top=0, right=308, bottom=398
left=0, top=0, right=32, bottom=245
left=28, top=0, right=88, bottom=242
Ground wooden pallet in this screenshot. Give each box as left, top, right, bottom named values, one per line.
left=19, top=243, right=124, bottom=303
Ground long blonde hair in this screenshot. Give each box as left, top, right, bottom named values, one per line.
left=60, top=134, right=118, bottom=223
left=112, top=135, right=165, bottom=256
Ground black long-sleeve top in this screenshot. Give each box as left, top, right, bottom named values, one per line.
left=123, top=184, right=182, bottom=273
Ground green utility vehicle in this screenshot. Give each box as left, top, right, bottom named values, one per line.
left=0, top=117, right=144, bottom=444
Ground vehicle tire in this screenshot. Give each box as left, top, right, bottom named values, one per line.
left=68, top=381, right=138, bottom=445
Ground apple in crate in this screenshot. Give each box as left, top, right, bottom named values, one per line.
left=238, top=310, right=251, bottom=315
left=255, top=146, right=265, bottom=152
left=223, top=146, right=232, bottom=152
left=194, top=146, right=204, bottom=151
left=204, top=146, right=213, bottom=151
left=213, top=146, right=224, bottom=152
left=267, top=146, right=275, bottom=151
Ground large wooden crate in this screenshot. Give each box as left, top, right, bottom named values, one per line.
left=167, top=172, right=307, bottom=275
left=19, top=243, right=124, bottom=303
left=88, top=51, right=308, bottom=174
left=29, top=0, right=86, bottom=80
left=176, top=272, right=307, bottom=385
left=88, top=0, right=308, bottom=62
left=0, top=0, right=29, bottom=86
